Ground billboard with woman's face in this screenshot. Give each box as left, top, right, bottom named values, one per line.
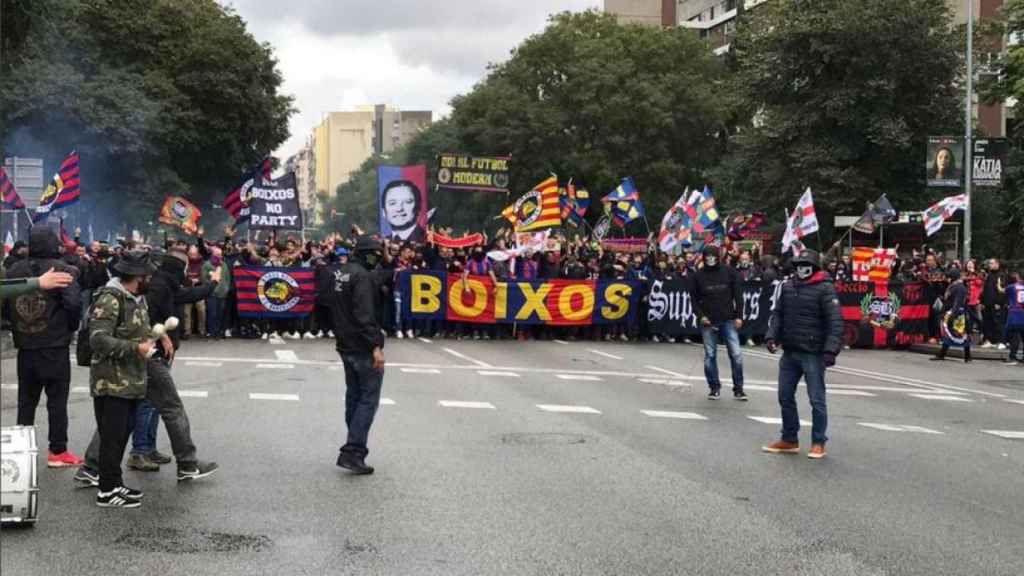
left=927, top=136, right=963, bottom=188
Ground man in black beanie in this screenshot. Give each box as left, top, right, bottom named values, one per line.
left=693, top=245, right=746, bottom=400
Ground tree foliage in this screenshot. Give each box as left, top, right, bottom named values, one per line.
left=1, top=0, right=293, bottom=233
left=717, top=0, right=964, bottom=242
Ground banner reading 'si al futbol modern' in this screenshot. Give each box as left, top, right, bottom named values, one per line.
left=378, top=165, right=428, bottom=243
left=436, top=153, right=511, bottom=193
left=400, top=271, right=639, bottom=326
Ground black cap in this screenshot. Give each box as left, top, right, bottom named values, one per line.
left=946, top=267, right=961, bottom=281
left=354, top=235, right=382, bottom=254
left=703, top=245, right=720, bottom=258
left=792, top=249, right=821, bottom=268
left=113, top=250, right=155, bottom=276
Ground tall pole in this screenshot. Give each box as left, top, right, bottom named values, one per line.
left=964, top=0, right=974, bottom=261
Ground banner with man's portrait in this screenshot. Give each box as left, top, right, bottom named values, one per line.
left=378, top=165, right=429, bottom=243
left=927, top=136, right=963, bottom=188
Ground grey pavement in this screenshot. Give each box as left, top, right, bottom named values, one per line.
left=1, top=336, right=1022, bottom=575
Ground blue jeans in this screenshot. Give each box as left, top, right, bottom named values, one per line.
left=207, top=296, right=226, bottom=338
left=777, top=351, right=828, bottom=445
left=130, top=399, right=160, bottom=455
left=701, top=322, right=744, bottom=392
left=340, top=351, right=384, bottom=458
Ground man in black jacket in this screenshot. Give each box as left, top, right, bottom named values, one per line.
left=328, top=235, right=386, bottom=475
left=762, top=249, right=844, bottom=460
left=74, top=249, right=221, bottom=487
left=931, top=268, right=972, bottom=363
left=693, top=245, right=746, bottom=400
left=5, top=227, right=84, bottom=467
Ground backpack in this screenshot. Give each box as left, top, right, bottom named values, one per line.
left=76, top=287, right=126, bottom=367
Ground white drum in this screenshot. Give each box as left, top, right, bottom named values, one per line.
left=1, top=425, right=39, bottom=524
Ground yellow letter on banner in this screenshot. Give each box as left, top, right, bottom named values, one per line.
left=411, top=274, right=442, bottom=314
left=493, top=282, right=508, bottom=321
left=516, top=283, right=553, bottom=321
left=449, top=278, right=488, bottom=318
left=558, top=284, right=594, bottom=322
left=601, top=283, right=632, bottom=321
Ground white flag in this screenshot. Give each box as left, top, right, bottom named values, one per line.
left=658, top=188, right=698, bottom=253
left=781, top=188, right=819, bottom=253
left=923, top=194, right=968, bottom=237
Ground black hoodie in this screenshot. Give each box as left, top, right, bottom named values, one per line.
left=4, top=227, right=82, bottom=349
left=148, top=253, right=217, bottom=352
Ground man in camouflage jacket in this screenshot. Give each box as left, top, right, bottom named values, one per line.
left=87, top=250, right=155, bottom=508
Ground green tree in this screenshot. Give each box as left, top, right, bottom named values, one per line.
left=719, top=0, right=964, bottom=243
left=1, top=0, right=293, bottom=232
left=449, top=10, right=726, bottom=228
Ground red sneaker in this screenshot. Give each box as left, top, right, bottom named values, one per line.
left=48, top=450, right=84, bottom=468
left=761, top=440, right=800, bottom=454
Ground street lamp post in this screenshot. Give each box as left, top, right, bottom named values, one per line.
left=964, top=0, right=974, bottom=261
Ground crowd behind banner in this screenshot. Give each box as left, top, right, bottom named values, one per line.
left=4, top=225, right=1019, bottom=353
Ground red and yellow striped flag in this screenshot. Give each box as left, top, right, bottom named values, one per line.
left=501, top=176, right=561, bottom=232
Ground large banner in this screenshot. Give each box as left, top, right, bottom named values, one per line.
left=248, top=173, right=303, bottom=230
left=379, top=165, right=428, bottom=243
left=234, top=266, right=315, bottom=318
left=972, top=138, right=1007, bottom=188
left=647, top=278, right=930, bottom=349
left=436, top=153, right=511, bottom=193
left=401, top=271, right=639, bottom=326
left=647, top=278, right=778, bottom=338
left=927, top=136, right=963, bottom=188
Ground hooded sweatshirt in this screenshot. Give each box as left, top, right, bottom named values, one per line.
left=4, top=227, right=82, bottom=349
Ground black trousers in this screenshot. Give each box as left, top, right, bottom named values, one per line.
left=93, top=396, right=139, bottom=492
left=17, top=348, right=71, bottom=453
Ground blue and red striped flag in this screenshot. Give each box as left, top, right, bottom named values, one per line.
left=0, top=166, right=26, bottom=210
left=233, top=266, right=315, bottom=318
left=33, top=151, right=81, bottom=222
left=224, top=158, right=273, bottom=221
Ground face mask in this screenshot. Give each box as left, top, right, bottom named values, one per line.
left=796, top=265, right=815, bottom=280
left=363, top=252, right=381, bottom=268
left=704, top=256, right=718, bottom=267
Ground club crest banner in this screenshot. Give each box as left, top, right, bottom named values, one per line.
left=234, top=267, right=315, bottom=318
left=401, top=271, right=638, bottom=326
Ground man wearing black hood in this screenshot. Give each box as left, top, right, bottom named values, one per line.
left=4, top=226, right=84, bottom=467
left=327, top=235, right=386, bottom=475
left=693, top=245, right=746, bottom=400
left=75, top=248, right=221, bottom=486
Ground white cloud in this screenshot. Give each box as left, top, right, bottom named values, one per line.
left=223, top=0, right=599, bottom=159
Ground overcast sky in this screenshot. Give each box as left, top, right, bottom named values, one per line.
left=222, top=0, right=600, bottom=161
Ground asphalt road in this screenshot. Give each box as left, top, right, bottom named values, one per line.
left=1, top=335, right=1022, bottom=576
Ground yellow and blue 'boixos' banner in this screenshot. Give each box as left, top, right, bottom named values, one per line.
left=400, top=271, right=638, bottom=326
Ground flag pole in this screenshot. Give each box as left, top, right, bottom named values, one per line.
left=963, top=0, right=974, bottom=261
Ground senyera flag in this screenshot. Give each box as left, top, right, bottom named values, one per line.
left=223, top=158, right=272, bottom=221
left=851, top=247, right=897, bottom=282
left=159, top=196, right=203, bottom=236
left=32, top=151, right=81, bottom=223
left=0, top=166, right=26, bottom=210
left=233, top=266, right=315, bottom=319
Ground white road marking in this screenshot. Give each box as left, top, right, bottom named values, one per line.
left=275, top=350, right=299, bottom=362
left=552, top=339, right=569, bottom=345
left=909, top=393, right=975, bottom=402
left=249, top=393, right=300, bottom=401
left=742, top=384, right=776, bottom=392
left=257, top=363, right=294, bottom=369
left=646, top=365, right=687, bottom=378
left=589, top=349, right=624, bottom=360
left=637, top=378, right=691, bottom=387
left=185, top=361, right=223, bottom=368
left=0, top=384, right=16, bottom=391
left=477, top=371, right=520, bottom=378
left=826, top=389, right=877, bottom=397
left=178, top=390, right=209, bottom=398
left=747, top=416, right=812, bottom=426
left=417, top=337, right=433, bottom=344
left=329, top=365, right=342, bottom=371
left=269, top=336, right=285, bottom=346
left=1004, top=399, right=1024, bottom=406
left=980, top=430, right=1024, bottom=439
left=556, top=374, right=602, bottom=381
left=744, top=349, right=1006, bottom=398
left=439, top=401, right=496, bottom=409
left=401, top=368, right=441, bottom=374
left=537, top=404, right=602, bottom=414
left=72, top=386, right=90, bottom=394
left=380, top=398, right=396, bottom=406
left=442, top=347, right=493, bottom=368
left=641, top=410, right=708, bottom=420
left=859, top=423, right=944, bottom=434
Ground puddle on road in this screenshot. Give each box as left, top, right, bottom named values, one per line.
left=113, top=527, right=272, bottom=554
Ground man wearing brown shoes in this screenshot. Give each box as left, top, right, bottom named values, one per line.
left=761, top=249, right=844, bottom=459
